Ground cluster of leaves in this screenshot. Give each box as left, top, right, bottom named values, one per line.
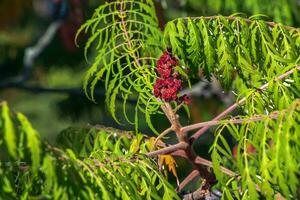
left=0, top=101, right=179, bottom=199
left=164, top=16, right=300, bottom=89
left=79, top=0, right=300, bottom=129
left=211, top=98, right=300, bottom=199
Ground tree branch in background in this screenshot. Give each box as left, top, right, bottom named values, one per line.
left=0, top=20, right=64, bottom=96
left=154, top=0, right=166, bottom=30
left=0, top=18, right=135, bottom=102
left=22, top=20, right=63, bottom=82
left=0, top=20, right=63, bottom=87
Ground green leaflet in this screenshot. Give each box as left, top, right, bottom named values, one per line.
left=1, top=102, right=17, bottom=158
left=145, top=97, right=159, bottom=135
left=17, top=112, right=41, bottom=173
left=42, top=155, right=57, bottom=193
left=197, top=18, right=215, bottom=79
left=215, top=17, right=235, bottom=88
left=186, top=18, right=202, bottom=71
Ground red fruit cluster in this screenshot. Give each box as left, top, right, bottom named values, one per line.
left=153, top=51, right=190, bottom=104
left=153, top=78, right=182, bottom=102
left=156, top=52, right=179, bottom=78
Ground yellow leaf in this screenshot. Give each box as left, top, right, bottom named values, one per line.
left=145, top=137, right=156, bottom=151
left=158, top=154, right=179, bottom=185
left=129, top=134, right=144, bottom=153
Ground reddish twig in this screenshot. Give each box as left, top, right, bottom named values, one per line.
left=172, top=150, right=237, bottom=179
left=153, top=0, right=165, bottom=30
left=181, top=111, right=279, bottom=133
left=159, top=103, right=217, bottom=190
left=146, top=142, right=188, bottom=157
left=176, top=170, right=200, bottom=192
left=194, top=157, right=237, bottom=177
left=119, top=0, right=142, bottom=68
left=161, top=102, right=187, bottom=142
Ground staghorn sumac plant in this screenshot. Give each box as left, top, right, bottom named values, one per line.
left=1, top=0, right=300, bottom=199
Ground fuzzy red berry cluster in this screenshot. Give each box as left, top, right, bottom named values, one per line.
left=153, top=51, right=190, bottom=104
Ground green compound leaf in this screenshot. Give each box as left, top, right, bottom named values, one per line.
left=77, top=0, right=163, bottom=130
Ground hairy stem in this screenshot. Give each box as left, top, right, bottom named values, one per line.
left=172, top=150, right=237, bottom=178
left=161, top=103, right=187, bottom=142
left=176, top=170, right=200, bottom=192
left=119, top=0, right=142, bottom=68
left=158, top=103, right=217, bottom=190
left=194, top=157, right=237, bottom=177
left=181, top=111, right=279, bottom=133
left=146, top=142, right=188, bottom=157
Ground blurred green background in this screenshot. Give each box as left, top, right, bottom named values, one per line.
left=0, top=0, right=299, bottom=146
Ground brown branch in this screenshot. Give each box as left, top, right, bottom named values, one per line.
left=161, top=102, right=188, bottom=142
left=146, top=142, right=188, bottom=157
left=160, top=103, right=218, bottom=190
left=154, top=0, right=165, bottom=30
left=176, top=170, right=200, bottom=192
left=190, top=66, right=300, bottom=142
left=172, top=150, right=237, bottom=178
left=194, top=157, right=237, bottom=177
left=182, top=189, right=206, bottom=200
left=181, top=111, right=279, bottom=133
